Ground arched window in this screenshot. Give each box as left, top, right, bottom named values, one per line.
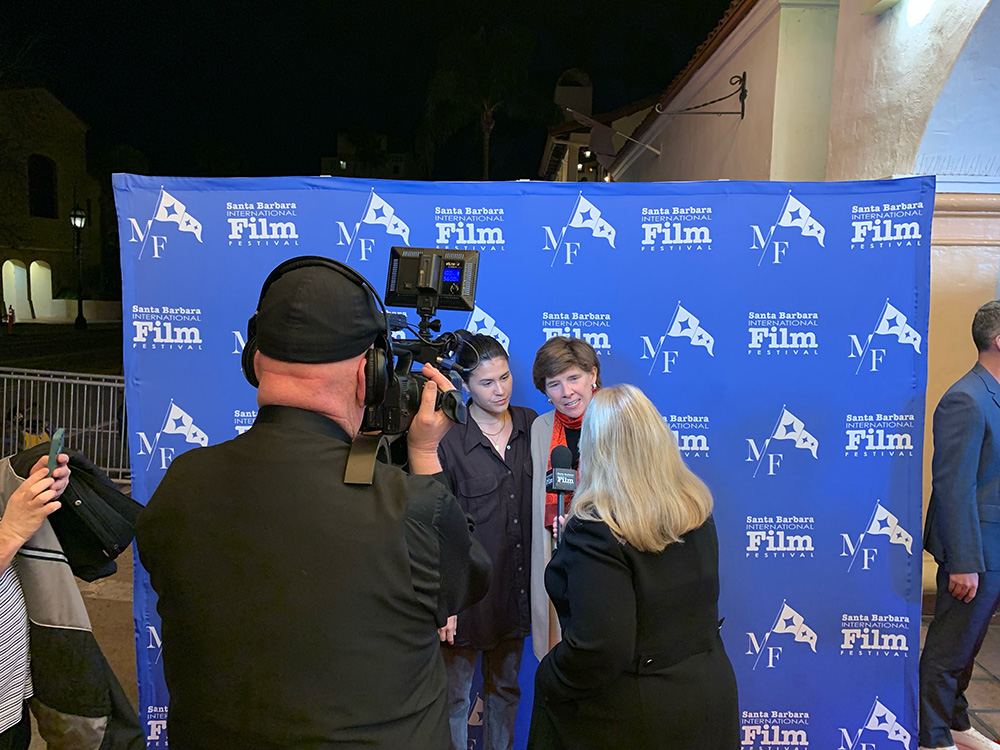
left=28, top=155, right=58, bottom=218
left=29, top=261, right=53, bottom=319
left=2, top=260, right=30, bottom=321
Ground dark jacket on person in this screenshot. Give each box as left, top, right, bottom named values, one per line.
left=438, top=404, right=536, bottom=650
left=924, top=362, right=1000, bottom=572
left=135, top=405, right=491, bottom=750
left=12, top=444, right=141, bottom=582
left=528, top=515, right=738, bottom=750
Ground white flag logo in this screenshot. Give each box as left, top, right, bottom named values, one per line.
left=362, top=192, right=410, bottom=245
left=153, top=189, right=203, bottom=242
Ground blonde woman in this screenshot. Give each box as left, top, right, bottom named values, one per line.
left=527, top=384, right=738, bottom=750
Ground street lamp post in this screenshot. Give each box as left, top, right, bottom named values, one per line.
left=70, top=205, right=87, bottom=330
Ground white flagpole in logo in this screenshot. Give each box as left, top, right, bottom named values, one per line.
left=874, top=301, right=922, bottom=353
left=757, top=191, right=792, bottom=267
left=752, top=404, right=787, bottom=478
left=863, top=696, right=912, bottom=749
left=855, top=299, right=890, bottom=375
left=550, top=193, right=584, bottom=268
left=347, top=189, right=377, bottom=262
left=848, top=499, right=884, bottom=572
left=647, top=301, right=682, bottom=376
left=145, top=398, right=177, bottom=471
left=856, top=697, right=882, bottom=749
left=138, top=187, right=166, bottom=261
left=752, top=598, right=788, bottom=671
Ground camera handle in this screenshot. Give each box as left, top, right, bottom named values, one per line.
left=438, top=389, right=467, bottom=425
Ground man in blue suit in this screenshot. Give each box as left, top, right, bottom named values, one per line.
left=920, top=300, right=1000, bottom=750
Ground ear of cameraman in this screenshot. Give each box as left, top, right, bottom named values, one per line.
left=135, top=261, right=491, bottom=750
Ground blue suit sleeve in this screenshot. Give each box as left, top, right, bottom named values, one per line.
left=931, top=390, right=986, bottom=573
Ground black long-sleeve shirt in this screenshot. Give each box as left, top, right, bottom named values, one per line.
left=437, top=404, right=536, bottom=650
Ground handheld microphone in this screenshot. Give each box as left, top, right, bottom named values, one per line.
left=546, top=445, right=577, bottom=549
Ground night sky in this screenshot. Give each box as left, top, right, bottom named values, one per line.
left=5, top=0, right=734, bottom=180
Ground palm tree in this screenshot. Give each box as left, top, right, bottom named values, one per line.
left=421, top=26, right=536, bottom=180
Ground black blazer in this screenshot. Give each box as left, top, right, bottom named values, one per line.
left=528, top=515, right=738, bottom=750
left=925, top=362, right=1000, bottom=573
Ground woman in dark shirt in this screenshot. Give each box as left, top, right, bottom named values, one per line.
left=528, top=384, right=738, bottom=750
left=437, top=335, right=537, bottom=750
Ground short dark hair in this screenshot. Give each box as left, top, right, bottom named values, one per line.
left=457, top=334, right=509, bottom=383
left=973, top=300, right=1000, bottom=352
left=532, top=336, right=602, bottom=393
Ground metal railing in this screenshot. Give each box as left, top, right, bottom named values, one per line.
left=0, top=367, right=129, bottom=484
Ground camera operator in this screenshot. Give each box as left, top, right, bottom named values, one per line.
left=135, top=259, right=491, bottom=750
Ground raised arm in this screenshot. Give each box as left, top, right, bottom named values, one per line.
left=0, top=454, right=70, bottom=573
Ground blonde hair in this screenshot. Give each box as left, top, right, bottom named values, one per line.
left=570, top=384, right=713, bottom=552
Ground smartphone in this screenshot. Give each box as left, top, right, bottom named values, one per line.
left=46, top=428, right=65, bottom=475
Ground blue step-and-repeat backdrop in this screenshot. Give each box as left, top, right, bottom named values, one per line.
left=114, top=173, right=934, bottom=749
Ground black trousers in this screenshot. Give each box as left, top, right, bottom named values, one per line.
left=919, top=566, right=1000, bottom=748
left=0, top=702, right=30, bottom=750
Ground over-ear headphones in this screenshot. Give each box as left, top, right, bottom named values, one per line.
left=241, top=256, right=393, bottom=409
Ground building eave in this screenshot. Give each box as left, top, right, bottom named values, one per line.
left=610, top=0, right=761, bottom=172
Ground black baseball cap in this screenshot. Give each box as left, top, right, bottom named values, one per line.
left=255, top=263, right=384, bottom=363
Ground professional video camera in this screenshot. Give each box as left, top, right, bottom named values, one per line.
left=360, top=245, right=479, bottom=437
left=345, top=246, right=480, bottom=483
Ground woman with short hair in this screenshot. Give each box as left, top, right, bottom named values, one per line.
left=437, top=334, right=536, bottom=750
left=528, top=384, right=739, bottom=750
left=528, top=336, right=601, bottom=660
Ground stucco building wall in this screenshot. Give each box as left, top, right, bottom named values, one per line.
left=0, top=88, right=101, bottom=318
left=614, top=0, right=782, bottom=182
left=826, top=0, right=993, bottom=181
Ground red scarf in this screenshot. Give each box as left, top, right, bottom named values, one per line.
left=545, top=409, right=583, bottom=529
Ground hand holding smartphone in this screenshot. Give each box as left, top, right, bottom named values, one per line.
left=46, top=428, right=65, bottom=476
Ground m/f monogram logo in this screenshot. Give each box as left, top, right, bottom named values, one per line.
left=336, top=190, right=410, bottom=262
left=640, top=302, right=714, bottom=374
left=839, top=698, right=912, bottom=750
left=746, top=601, right=817, bottom=670
left=842, top=499, right=913, bottom=571
left=128, top=188, right=204, bottom=260
left=135, top=400, right=209, bottom=470
left=543, top=194, right=616, bottom=266
left=750, top=192, right=825, bottom=265
left=146, top=624, right=162, bottom=663
left=849, top=299, right=922, bottom=373
left=746, top=406, right=819, bottom=477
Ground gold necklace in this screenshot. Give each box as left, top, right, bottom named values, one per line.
left=476, top=412, right=507, bottom=442
left=477, top=410, right=507, bottom=438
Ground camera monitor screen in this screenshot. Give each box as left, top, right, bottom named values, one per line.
left=384, top=246, right=478, bottom=312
